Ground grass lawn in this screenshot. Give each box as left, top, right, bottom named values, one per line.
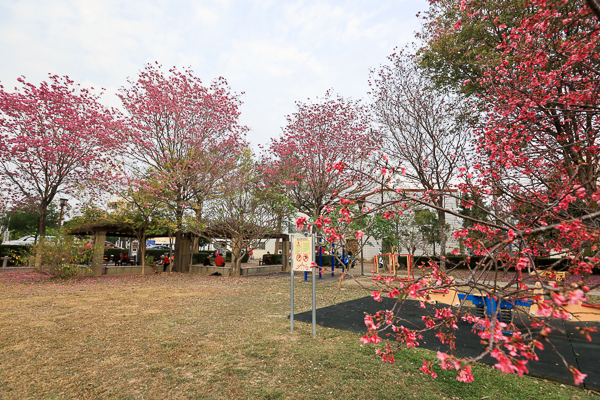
left=0, top=271, right=596, bottom=399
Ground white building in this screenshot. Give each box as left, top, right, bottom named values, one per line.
left=254, top=189, right=464, bottom=261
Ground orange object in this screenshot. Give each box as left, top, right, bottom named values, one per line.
left=372, top=253, right=414, bottom=282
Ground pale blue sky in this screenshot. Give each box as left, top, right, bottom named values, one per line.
left=0, top=0, right=427, bottom=148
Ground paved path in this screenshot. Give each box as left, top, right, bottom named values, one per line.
left=293, top=296, right=600, bottom=391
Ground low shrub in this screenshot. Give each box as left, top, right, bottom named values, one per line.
left=31, top=236, right=92, bottom=278
left=192, top=251, right=213, bottom=264
left=0, top=245, right=32, bottom=266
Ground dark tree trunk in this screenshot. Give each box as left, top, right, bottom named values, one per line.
left=34, top=202, right=48, bottom=269
left=436, top=196, right=446, bottom=270
left=139, top=233, right=146, bottom=274
left=173, top=204, right=184, bottom=272
left=174, top=230, right=184, bottom=272
left=190, top=237, right=199, bottom=273
left=587, top=0, right=600, bottom=22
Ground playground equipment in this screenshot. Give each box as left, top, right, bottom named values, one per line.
left=528, top=281, right=600, bottom=322
left=372, top=253, right=415, bottom=281
left=371, top=256, right=600, bottom=323
left=307, top=238, right=350, bottom=281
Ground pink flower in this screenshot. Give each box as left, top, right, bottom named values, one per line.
left=570, top=367, right=587, bottom=385
left=355, top=230, right=364, bottom=240
left=371, top=291, right=382, bottom=302
left=507, top=229, right=516, bottom=240
left=360, top=333, right=381, bottom=344
left=568, top=289, right=586, bottom=306
left=408, top=282, right=422, bottom=299
left=437, top=352, right=456, bottom=370
left=456, top=365, right=474, bottom=383
left=515, top=257, right=529, bottom=271
left=295, top=217, right=307, bottom=230
left=419, top=360, right=437, bottom=378
left=364, top=314, right=377, bottom=331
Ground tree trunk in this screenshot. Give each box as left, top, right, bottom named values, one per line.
left=189, top=237, right=199, bottom=273
left=167, top=233, right=173, bottom=273
left=230, top=236, right=243, bottom=277
left=139, top=233, right=146, bottom=275
left=282, top=238, right=290, bottom=272
left=174, top=231, right=184, bottom=272
left=437, top=196, right=447, bottom=271
left=34, top=204, right=48, bottom=269
left=173, top=204, right=184, bottom=272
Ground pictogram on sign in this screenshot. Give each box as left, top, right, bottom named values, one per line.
left=292, top=236, right=313, bottom=271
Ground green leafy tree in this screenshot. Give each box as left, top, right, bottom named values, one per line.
left=418, top=0, right=537, bottom=95
left=414, top=209, right=449, bottom=256
left=197, top=149, right=291, bottom=276
left=109, top=180, right=167, bottom=274
left=5, top=203, right=60, bottom=240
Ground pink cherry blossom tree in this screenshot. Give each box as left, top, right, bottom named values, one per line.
left=118, top=63, right=247, bottom=272
left=263, top=91, right=380, bottom=224
left=299, top=0, right=600, bottom=386
left=0, top=75, right=120, bottom=241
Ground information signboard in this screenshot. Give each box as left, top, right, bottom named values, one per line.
left=292, top=236, right=313, bottom=271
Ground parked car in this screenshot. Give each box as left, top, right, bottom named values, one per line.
left=147, top=245, right=171, bottom=250
left=1, top=235, right=55, bottom=246
left=83, top=240, right=123, bottom=249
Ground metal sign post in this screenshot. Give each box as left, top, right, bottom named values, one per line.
left=290, top=266, right=294, bottom=332
left=312, top=234, right=316, bottom=337
left=290, top=234, right=316, bottom=337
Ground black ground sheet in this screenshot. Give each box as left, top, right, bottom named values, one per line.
left=293, top=297, right=600, bottom=391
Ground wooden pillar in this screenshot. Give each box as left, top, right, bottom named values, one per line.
left=282, top=236, right=290, bottom=272
left=92, top=230, right=107, bottom=277
left=274, top=238, right=280, bottom=254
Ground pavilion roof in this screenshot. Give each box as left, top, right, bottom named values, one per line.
left=67, top=221, right=288, bottom=240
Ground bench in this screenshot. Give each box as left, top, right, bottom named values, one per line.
left=262, top=254, right=273, bottom=266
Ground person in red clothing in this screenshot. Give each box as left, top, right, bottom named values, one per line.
left=162, top=254, right=170, bottom=272
left=215, top=254, right=225, bottom=267
left=119, top=252, right=130, bottom=266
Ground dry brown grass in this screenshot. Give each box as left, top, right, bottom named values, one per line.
left=0, top=271, right=594, bottom=399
